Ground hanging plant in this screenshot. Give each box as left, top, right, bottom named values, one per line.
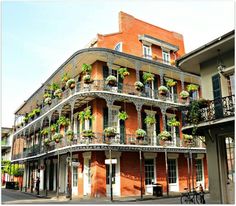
left=43, top=138, right=51, bottom=146
left=82, top=129, right=95, bottom=138
left=78, top=106, right=94, bottom=123
left=135, top=129, right=146, bottom=139
left=52, top=133, right=63, bottom=144
left=183, top=134, right=194, bottom=142
left=104, top=127, right=116, bottom=138
left=166, top=79, right=177, bottom=87
left=179, top=90, right=189, bottom=99
left=83, top=74, right=93, bottom=84
left=143, top=72, right=154, bottom=84
left=57, top=116, right=70, bottom=127
left=32, top=108, right=41, bottom=117
left=197, top=98, right=210, bottom=109
left=82, top=63, right=92, bottom=74
left=118, top=67, right=130, bottom=79
left=40, top=127, right=50, bottom=136
left=44, top=97, right=52, bottom=105
left=66, top=79, right=76, bottom=89
left=118, top=111, right=128, bottom=121
left=23, top=115, right=29, bottom=124
left=66, top=130, right=74, bottom=141
left=61, top=73, right=70, bottom=84
left=167, top=117, right=180, bottom=127
left=105, top=75, right=117, bottom=86
left=50, top=123, right=58, bottom=133
left=43, top=92, right=51, bottom=99
left=158, top=131, right=171, bottom=141
left=158, top=86, right=169, bottom=96
left=54, top=89, right=63, bottom=99
left=170, top=60, right=175, bottom=66
left=144, top=115, right=156, bottom=125
left=134, top=81, right=144, bottom=91
left=28, top=112, right=35, bottom=120
left=187, top=84, right=199, bottom=92
left=49, top=83, right=60, bottom=92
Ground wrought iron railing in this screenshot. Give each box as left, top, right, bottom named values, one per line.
left=12, top=132, right=205, bottom=160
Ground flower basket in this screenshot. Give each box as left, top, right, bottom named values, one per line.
left=82, top=129, right=95, bottom=138
left=57, top=116, right=70, bottom=127
left=82, top=63, right=92, bottom=74
left=50, top=124, right=57, bottom=133
left=105, top=75, right=117, bottom=86
left=78, top=106, right=94, bottom=122
left=43, top=138, right=51, bottom=146
left=54, top=89, right=63, bottom=99
left=66, top=130, right=74, bottom=141
left=44, top=97, right=52, bottom=105
left=166, top=79, right=177, bottom=87
left=66, top=79, right=76, bottom=89
left=158, top=131, right=171, bottom=141
left=143, top=72, right=154, bottom=84
left=83, top=74, right=93, bottom=84
left=180, top=90, right=189, bottom=100
left=158, top=86, right=169, bottom=96
left=134, top=81, right=144, bottom=92
left=118, top=67, right=130, bottom=79
left=52, top=133, right=63, bottom=144
left=135, top=129, right=146, bottom=139
left=167, top=118, right=180, bottom=127
left=23, top=116, right=29, bottom=124
left=104, top=127, right=116, bottom=138
left=28, top=112, right=35, bottom=120
left=187, top=84, right=199, bottom=92
left=144, top=115, right=156, bottom=125
left=33, top=108, right=41, bottom=117
left=197, top=98, right=210, bottom=109
left=118, top=111, right=128, bottom=121
left=41, top=127, right=49, bottom=136
left=183, top=134, right=194, bottom=146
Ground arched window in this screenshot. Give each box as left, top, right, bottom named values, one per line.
left=114, top=42, right=122, bottom=52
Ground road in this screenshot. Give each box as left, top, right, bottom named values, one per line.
left=1, top=188, right=212, bottom=204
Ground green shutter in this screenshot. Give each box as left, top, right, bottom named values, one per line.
left=155, top=114, right=160, bottom=135
left=103, top=66, right=109, bottom=79
left=141, top=112, right=147, bottom=131
left=103, top=108, right=108, bottom=129
left=175, top=116, right=180, bottom=138
left=212, top=74, right=223, bottom=118
left=89, top=108, right=93, bottom=129
left=120, top=119, right=125, bottom=144
left=154, top=75, right=158, bottom=90
left=118, top=73, right=123, bottom=91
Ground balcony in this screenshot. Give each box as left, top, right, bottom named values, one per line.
left=1, top=140, right=11, bottom=148
left=143, top=55, right=172, bottom=66
left=184, top=95, right=235, bottom=126
left=12, top=132, right=205, bottom=160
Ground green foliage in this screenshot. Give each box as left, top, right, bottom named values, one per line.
left=134, top=81, right=144, bottom=91
left=187, top=84, right=199, bottom=92
left=158, top=131, right=171, bottom=141
left=61, top=73, right=70, bottom=83
left=78, top=106, right=94, bottom=123
left=118, top=111, right=128, bottom=121
left=136, top=129, right=146, bottom=138
left=180, top=90, right=189, bottom=99
left=66, top=130, right=74, bottom=141
left=144, top=115, right=156, bottom=125
left=167, top=117, right=180, bottom=127
left=50, top=123, right=58, bottom=133
left=57, top=116, right=70, bottom=127
left=52, top=133, right=63, bottom=143
left=28, top=112, right=35, bottom=119
left=166, top=79, right=177, bottom=87
left=66, top=79, right=76, bottom=89
left=23, top=115, right=29, bottom=123
left=33, top=108, right=41, bottom=116
left=43, top=138, right=51, bottom=146
left=49, top=83, right=60, bottom=92
left=105, top=75, right=117, bottom=86
left=82, top=63, right=92, bottom=74
left=40, top=127, right=50, bottom=136
left=2, top=162, right=24, bottom=177
left=118, top=67, right=130, bottom=79
left=82, top=129, right=95, bottom=138
left=104, top=127, right=116, bottom=137
left=143, top=72, right=154, bottom=84
left=54, top=89, right=63, bottom=98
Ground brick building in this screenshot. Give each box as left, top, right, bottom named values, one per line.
left=11, top=12, right=208, bottom=198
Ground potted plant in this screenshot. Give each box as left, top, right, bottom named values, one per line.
left=166, top=79, right=177, bottom=87
left=33, top=108, right=41, bottom=117
left=83, top=74, right=93, bottom=84
left=180, top=90, right=189, bottom=100
left=43, top=138, right=50, bottom=146
left=104, top=127, right=116, bottom=138
left=136, top=129, right=146, bottom=139
left=61, top=73, right=70, bottom=90
left=40, top=127, right=49, bottom=136
left=52, top=133, right=63, bottom=144
left=66, top=79, right=76, bottom=89
left=78, top=106, right=94, bottom=122
left=82, top=63, right=92, bottom=74
left=158, top=131, right=171, bottom=141
left=134, top=81, right=144, bottom=91
left=28, top=112, right=35, bottom=120
left=118, top=111, right=128, bottom=121
left=183, top=134, right=194, bottom=145
left=167, top=117, right=180, bottom=127
left=143, top=72, right=154, bottom=84
left=118, top=67, right=130, bottom=79
left=187, top=84, right=199, bottom=92
left=105, top=75, right=117, bottom=86
left=57, top=116, right=70, bottom=127
left=170, top=60, right=175, bottom=66
left=23, top=116, right=29, bottom=124
left=82, top=129, right=95, bottom=138
left=66, top=130, right=74, bottom=141
left=43, top=92, right=51, bottom=99
left=158, top=86, right=169, bottom=96
left=44, top=97, right=52, bottom=105
left=49, top=83, right=60, bottom=93
left=54, top=89, right=63, bottom=99
left=197, top=98, right=210, bottom=108
left=144, top=115, right=156, bottom=125
left=50, top=123, right=57, bottom=133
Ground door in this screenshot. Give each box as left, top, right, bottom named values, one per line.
left=106, top=164, right=117, bottom=196
left=72, top=166, right=78, bottom=195
left=83, top=159, right=91, bottom=195
left=212, top=74, right=223, bottom=119
left=168, top=159, right=179, bottom=191
left=144, top=159, right=156, bottom=194
left=196, top=159, right=204, bottom=189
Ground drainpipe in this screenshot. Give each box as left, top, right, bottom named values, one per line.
left=139, top=150, right=143, bottom=200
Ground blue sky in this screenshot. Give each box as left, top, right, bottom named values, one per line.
left=2, top=0, right=234, bottom=127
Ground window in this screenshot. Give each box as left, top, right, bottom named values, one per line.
left=225, top=137, right=235, bottom=182
left=168, top=159, right=177, bottom=183
left=114, top=42, right=122, bottom=52
left=106, top=164, right=116, bottom=184
left=196, top=159, right=203, bottom=182
left=143, top=45, right=152, bottom=59
left=88, top=160, right=91, bottom=184
left=229, top=74, right=235, bottom=95
left=145, top=159, right=155, bottom=185
left=162, top=51, right=170, bottom=64
left=73, top=166, right=78, bottom=187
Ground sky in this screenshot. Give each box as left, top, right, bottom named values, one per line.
left=1, top=0, right=235, bottom=127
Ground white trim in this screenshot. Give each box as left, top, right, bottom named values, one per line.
left=168, top=158, right=179, bottom=192
left=144, top=157, right=157, bottom=194
left=196, top=159, right=205, bottom=189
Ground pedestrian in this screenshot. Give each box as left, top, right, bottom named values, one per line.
left=36, top=177, right=40, bottom=195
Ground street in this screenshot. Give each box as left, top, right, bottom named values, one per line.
left=1, top=189, right=212, bottom=204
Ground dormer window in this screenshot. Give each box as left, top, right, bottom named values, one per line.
left=114, top=42, right=122, bottom=52
left=162, top=50, right=170, bottom=65
left=143, top=45, right=152, bottom=60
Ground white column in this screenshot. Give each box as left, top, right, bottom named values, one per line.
left=46, top=159, right=50, bottom=190
left=39, top=160, right=44, bottom=190
left=53, top=159, right=57, bottom=191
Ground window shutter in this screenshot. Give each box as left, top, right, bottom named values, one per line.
left=120, top=119, right=125, bottom=144
left=118, top=73, right=123, bottom=91
left=89, top=108, right=93, bottom=129
left=154, top=75, right=158, bottom=91
left=155, top=114, right=160, bottom=135
left=103, top=108, right=108, bottom=129
left=103, top=66, right=109, bottom=79
left=166, top=115, right=171, bottom=132
left=141, top=112, right=147, bottom=131
left=175, top=116, right=180, bottom=138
